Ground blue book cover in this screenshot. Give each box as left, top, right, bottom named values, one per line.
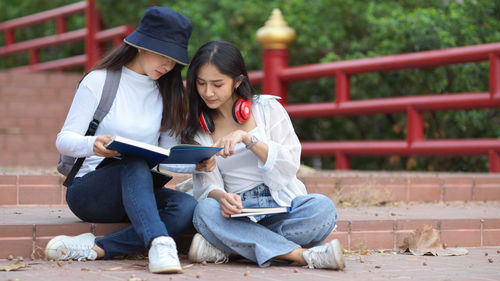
left=106, top=136, right=222, bottom=166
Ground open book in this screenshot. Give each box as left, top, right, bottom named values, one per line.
left=106, top=136, right=222, bottom=166
left=230, top=206, right=291, bottom=218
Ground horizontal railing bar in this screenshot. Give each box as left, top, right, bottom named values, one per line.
left=301, top=139, right=500, bottom=156
left=9, top=55, right=86, bottom=72
left=286, top=93, right=500, bottom=118
left=280, top=42, right=500, bottom=81
left=0, top=26, right=132, bottom=56
left=0, top=2, right=87, bottom=31
left=95, top=25, right=133, bottom=41
left=248, top=70, right=264, bottom=85
left=0, top=29, right=86, bottom=56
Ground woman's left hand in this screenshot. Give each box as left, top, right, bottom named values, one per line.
left=195, top=156, right=216, bottom=172
left=213, top=130, right=249, bottom=158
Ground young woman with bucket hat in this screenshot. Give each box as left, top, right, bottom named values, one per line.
left=45, top=6, right=204, bottom=274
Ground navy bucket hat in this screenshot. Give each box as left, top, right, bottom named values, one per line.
left=124, top=6, right=192, bottom=65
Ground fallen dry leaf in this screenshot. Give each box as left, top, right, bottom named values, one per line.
left=400, top=225, right=468, bottom=256
left=359, top=256, right=365, bottom=263
left=182, top=264, right=194, bottom=269
left=244, top=270, right=249, bottom=276
left=0, top=263, right=27, bottom=272
left=293, top=268, right=299, bottom=273
left=488, top=258, right=494, bottom=263
left=485, top=252, right=489, bottom=256
left=7, top=255, right=14, bottom=260
left=375, top=265, right=382, bottom=268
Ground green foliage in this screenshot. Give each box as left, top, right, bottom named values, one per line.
left=2, top=0, right=499, bottom=172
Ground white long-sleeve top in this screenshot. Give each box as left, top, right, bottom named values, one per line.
left=56, top=66, right=195, bottom=178
left=193, top=95, right=307, bottom=206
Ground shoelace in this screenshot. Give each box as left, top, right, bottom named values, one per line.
left=304, top=244, right=332, bottom=269
left=201, top=240, right=229, bottom=264
left=155, top=240, right=178, bottom=260
left=60, top=242, right=94, bottom=261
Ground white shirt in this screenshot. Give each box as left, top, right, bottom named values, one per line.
left=56, top=66, right=195, bottom=177
left=193, top=95, right=307, bottom=206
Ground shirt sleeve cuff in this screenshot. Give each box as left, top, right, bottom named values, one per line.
left=86, top=136, right=98, bottom=156
left=258, top=140, right=277, bottom=171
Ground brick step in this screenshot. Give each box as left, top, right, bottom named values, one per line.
left=1, top=202, right=499, bottom=258
left=1, top=171, right=499, bottom=206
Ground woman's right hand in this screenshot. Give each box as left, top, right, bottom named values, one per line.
left=93, top=135, right=120, bottom=157
left=217, top=192, right=243, bottom=218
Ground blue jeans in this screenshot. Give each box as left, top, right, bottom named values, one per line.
left=192, top=184, right=337, bottom=267
left=66, top=156, right=197, bottom=259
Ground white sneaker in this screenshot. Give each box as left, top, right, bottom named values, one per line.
left=303, top=239, right=345, bottom=270
left=188, top=233, right=229, bottom=264
left=44, top=233, right=97, bottom=261
left=148, top=236, right=181, bottom=274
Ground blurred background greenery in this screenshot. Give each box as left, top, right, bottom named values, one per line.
left=1, top=0, right=499, bottom=172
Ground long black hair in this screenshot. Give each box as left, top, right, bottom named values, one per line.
left=182, top=40, right=257, bottom=143
left=83, top=43, right=187, bottom=136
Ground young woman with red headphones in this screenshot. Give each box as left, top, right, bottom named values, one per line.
left=182, top=40, right=345, bottom=270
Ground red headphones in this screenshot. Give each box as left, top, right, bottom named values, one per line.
left=199, top=98, right=251, bottom=133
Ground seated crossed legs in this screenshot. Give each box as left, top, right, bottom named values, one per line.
left=188, top=189, right=345, bottom=270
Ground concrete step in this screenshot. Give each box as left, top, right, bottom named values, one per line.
left=1, top=170, right=499, bottom=259
left=1, top=170, right=500, bottom=206
left=1, top=201, right=499, bottom=258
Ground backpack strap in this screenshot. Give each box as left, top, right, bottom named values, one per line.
left=63, top=69, right=122, bottom=187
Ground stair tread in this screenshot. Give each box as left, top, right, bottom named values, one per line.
left=2, top=201, right=499, bottom=226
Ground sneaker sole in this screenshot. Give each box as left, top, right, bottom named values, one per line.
left=149, top=264, right=182, bottom=274
left=187, top=233, right=203, bottom=262
left=44, top=233, right=95, bottom=260
left=331, top=239, right=345, bottom=270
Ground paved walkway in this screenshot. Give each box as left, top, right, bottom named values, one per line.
left=1, top=247, right=499, bottom=281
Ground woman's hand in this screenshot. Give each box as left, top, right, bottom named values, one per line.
left=93, top=135, right=120, bottom=157
left=213, top=130, right=251, bottom=158
left=196, top=156, right=216, bottom=172
left=217, top=192, right=243, bottom=218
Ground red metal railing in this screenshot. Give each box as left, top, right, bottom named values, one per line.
left=0, top=0, right=133, bottom=72
left=1, top=3, right=499, bottom=172
left=250, top=43, right=500, bottom=172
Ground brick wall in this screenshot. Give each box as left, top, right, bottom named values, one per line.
left=0, top=71, right=82, bottom=166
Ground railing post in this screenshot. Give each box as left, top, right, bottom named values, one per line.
left=489, top=53, right=500, bottom=99
left=490, top=150, right=500, bottom=173
left=6, top=29, right=14, bottom=45
left=56, top=15, right=66, bottom=34
left=29, top=49, right=39, bottom=69
left=85, top=0, right=99, bottom=70
left=335, top=152, right=351, bottom=170
left=256, top=9, right=295, bottom=104
left=407, top=106, right=423, bottom=146
left=336, top=71, right=350, bottom=104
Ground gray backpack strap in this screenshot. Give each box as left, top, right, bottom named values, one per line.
left=62, top=69, right=122, bottom=187
left=94, top=69, right=121, bottom=122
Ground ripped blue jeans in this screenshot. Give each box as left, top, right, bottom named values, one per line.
left=192, top=184, right=337, bottom=267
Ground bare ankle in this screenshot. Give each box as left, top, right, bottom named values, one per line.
left=275, top=248, right=307, bottom=265
left=92, top=244, right=105, bottom=258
